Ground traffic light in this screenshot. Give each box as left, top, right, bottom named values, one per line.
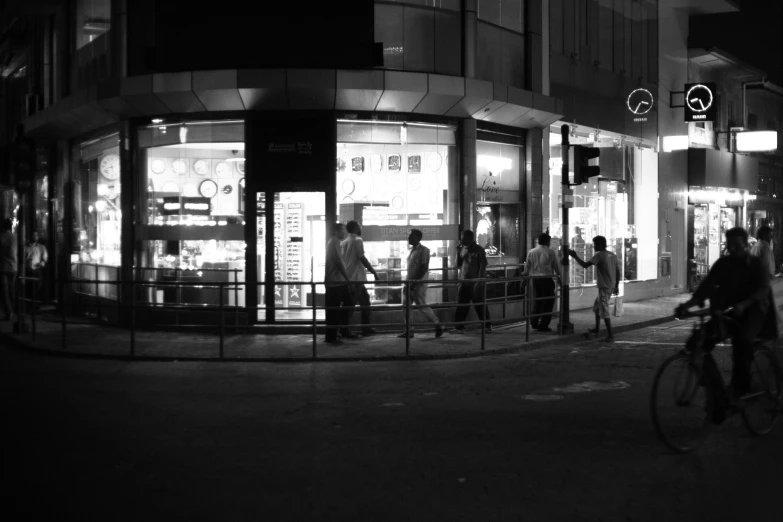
left=572, top=145, right=600, bottom=185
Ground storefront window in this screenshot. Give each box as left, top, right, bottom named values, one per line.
left=72, top=132, right=121, bottom=299
left=548, top=130, right=658, bottom=288
left=336, top=120, right=458, bottom=306
left=136, top=120, right=246, bottom=307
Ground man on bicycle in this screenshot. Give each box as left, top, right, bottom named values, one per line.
left=675, top=227, right=777, bottom=402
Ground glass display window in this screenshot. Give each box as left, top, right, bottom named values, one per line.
left=548, top=129, right=659, bottom=289
left=73, top=132, right=122, bottom=268
left=135, top=120, right=246, bottom=307
left=336, top=120, right=458, bottom=306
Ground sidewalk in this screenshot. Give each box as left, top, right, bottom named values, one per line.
left=0, top=294, right=690, bottom=361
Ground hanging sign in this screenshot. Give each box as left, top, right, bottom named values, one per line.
left=684, top=83, right=716, bottom=122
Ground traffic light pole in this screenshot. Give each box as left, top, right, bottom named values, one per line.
left=558, top=124, right=574, bottom=334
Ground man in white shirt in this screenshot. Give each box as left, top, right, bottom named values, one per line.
left=523, top=233, right=562, bottom=332
left=324, top=223, right=353, bottom=344
left=751, top=225, right=776, bottom=278
left=342, top=220, right=379, bottom=336
left=399, top=229, right=443, bottom=338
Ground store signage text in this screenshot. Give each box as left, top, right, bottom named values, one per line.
left=362, top=224, right=459, bottom=242
left=477, top=188, right=518, bottom=203
left=161, top=196, right=212, bottom=216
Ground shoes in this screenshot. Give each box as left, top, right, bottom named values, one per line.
left=587, top=328, right=599, bottom=338
left=484, top=325, right=493, bottom=334
left=600, top=336, right=615, bottom=343
left=450, top=328, right=465, bottom=335
left=340, top=333, right=358, bottom=339
left=324, top=338, right=343, bottom=344
left=530, top=322, right=539, bottom=330
left=361, top=329, right=377, bottom=337
left=536, top=327, right=553, bottom=332
left=435, top=325, right=444, bottom=338
left=398, top=331, right=414, bottom=338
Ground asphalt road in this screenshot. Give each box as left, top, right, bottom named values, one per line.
left=2, top=320, right=782, bottom=521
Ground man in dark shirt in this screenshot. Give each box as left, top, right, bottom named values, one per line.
left=676, top=227, right=776, bottom=401
left=452, top=229, right=492, bottom=334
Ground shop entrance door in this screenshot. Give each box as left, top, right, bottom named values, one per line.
left=256, top=191, right=326, bottom=322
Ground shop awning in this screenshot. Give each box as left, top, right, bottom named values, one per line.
left=687, top=147, right=759, bottom=192
left=22, top=69, right=563, bottom=140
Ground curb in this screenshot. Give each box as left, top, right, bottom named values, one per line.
left=0, top=314, right=676, bottom=363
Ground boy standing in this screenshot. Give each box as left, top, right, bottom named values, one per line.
left=568, top=235, right=620, bottom=342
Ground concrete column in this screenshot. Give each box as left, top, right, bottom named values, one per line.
left=525, top=0, right=550, bottom=95
left=526, top=128, right=545, bottom=248
left=463, top=0, right=477, bottom=79
left=461, top=119, right=477, bottom=233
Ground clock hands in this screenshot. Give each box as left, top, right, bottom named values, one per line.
left=634, top=100, right=650, bottom=113
left=690, top=98, right=706, bottom=111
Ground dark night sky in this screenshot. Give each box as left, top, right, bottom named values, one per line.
left=691, top=0, right=783, bottom=84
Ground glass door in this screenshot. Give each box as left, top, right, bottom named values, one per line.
left=256, top=191, right=326, bottom=322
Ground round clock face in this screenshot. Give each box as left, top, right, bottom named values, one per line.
left=193, top=160, right=209, bottom=176
left=236, top=160, right=245, bottom=174
left=199, top=179, right=218, bottom=198
left=238, top=177, right=245, bottom=189
left=182, top=182, right=198, bottom=197
left=215, top=162, right=231, bottom=177
left=100, top=155, right=120, bottom=180
left=686, top=84, right=714, bottom=113
left=627, top=88, right=654, bottom=115
left=161, top=181, right=180, bottom=194
left=426, top=153, right=442, bottom=172
left=150, top=159, right=166, bottom=175
left=222, top=184, right=233, bottom=195
left=172, top=159, right=188, bottom=175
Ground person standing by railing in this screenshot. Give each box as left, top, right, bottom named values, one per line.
left=342, top=220, right=379, bottom=337
left=751, top=225, right=776, bottom=278
left=399, top=229, right=443, bottom=339
left=568, top=235, right=620, bottom=342
left=324, top=223, right=353, bottom=344
left=452, top=229, right=492, bottom=334
left=0, top=218, right=17, bottom=322
left=25, top=230, right=48, bottom=310
left=522, top=233, right=562, bottom=332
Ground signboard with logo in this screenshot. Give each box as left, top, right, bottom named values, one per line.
left=684, top=83, right=716, bottom=122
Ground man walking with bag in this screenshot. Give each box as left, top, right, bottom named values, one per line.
left=324, top=223, right=353, bottom=344
left=522, top=233, right=562, bottom=332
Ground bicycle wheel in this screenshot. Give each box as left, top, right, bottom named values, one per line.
left=742, top=349, right=782, bottom=436
left=651, top=353, right=712, bottom=453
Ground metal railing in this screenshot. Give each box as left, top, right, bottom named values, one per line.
left=17, top=273, right=563, bottom=359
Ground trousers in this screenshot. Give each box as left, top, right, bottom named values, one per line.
left=402, top=282, right=439, bottom=327
left=530, top=278, right=556, bottom=329
left=325, top=284, right=352, bottom=341
left=349, top=283, right=373, bottom=334
left=0, top=271, right=16, bottom=319
left=454, top=282, right=491, bottom=329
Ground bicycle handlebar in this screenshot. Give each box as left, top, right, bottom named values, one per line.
left=675, top=306, right=735, bottom=320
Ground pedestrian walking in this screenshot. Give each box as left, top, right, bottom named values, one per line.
left=324, top=223, right=353, bottom=344
left=399, top=229, right=443, bottom=338
left=342, top=220, right=379, bottom=336
left=522, top=233, right=562, bottom=332
left=0, top=218, right=17, bottom=321
left=452, top=229, right=492, bottom=334
left=25, top=230, right=48, bottom=308
left=750, top=225, right=775, bottom=278
left=568, top=235, right=620, bottom=342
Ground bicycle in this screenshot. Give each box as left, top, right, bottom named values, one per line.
left=650, top=307, right=783, bottom=453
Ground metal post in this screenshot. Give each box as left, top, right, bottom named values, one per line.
left=130, top=281, right=136, bottom=356
left=405, top=281, right=411, bottom=356
left=234, top=269, right=239, bottom=333
left=312, top=280, right=317, bottom=359
left=31, top=278, right=36, bottom=342
left=94, top=263, right=101, bottom=320
left=61, top=279, right=66, bottom=350
left=525, top=277, right=530, bottom=342
left=480, top=279, right=486, bottom=351
left=559, top=124, right=574, bottom=334
left=219, top=283, right=225, bottom=359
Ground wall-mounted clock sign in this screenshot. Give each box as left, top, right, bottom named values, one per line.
left=627, top=88, right=654, bottom=122
left=100, top=154, right=120, bottom=180
left=684, top=82, right=716, bottom=122
left=150, top=159, right=166, bottom=175
left=215, top=161, right=231, bottom=178
left=199, top=179, right=218, bottom=198
left=193, top=159, right=209, bottom=176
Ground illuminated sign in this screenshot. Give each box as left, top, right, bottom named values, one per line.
left=160, top=196, right=212, bottom=217
left=627, top=88, right=654, bottom=123
left=684, top=83, right=716, bottom=122
left=736, top=131, right=778, bottom=152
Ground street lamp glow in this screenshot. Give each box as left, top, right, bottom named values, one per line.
left=662, top=135, right=688, bottom=152
left=736, top=131, right=777, bottom=152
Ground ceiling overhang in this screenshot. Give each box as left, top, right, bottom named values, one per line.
left=22, top=69, right=563, bottom=141
left=688, top=47, right=766, bottom=80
